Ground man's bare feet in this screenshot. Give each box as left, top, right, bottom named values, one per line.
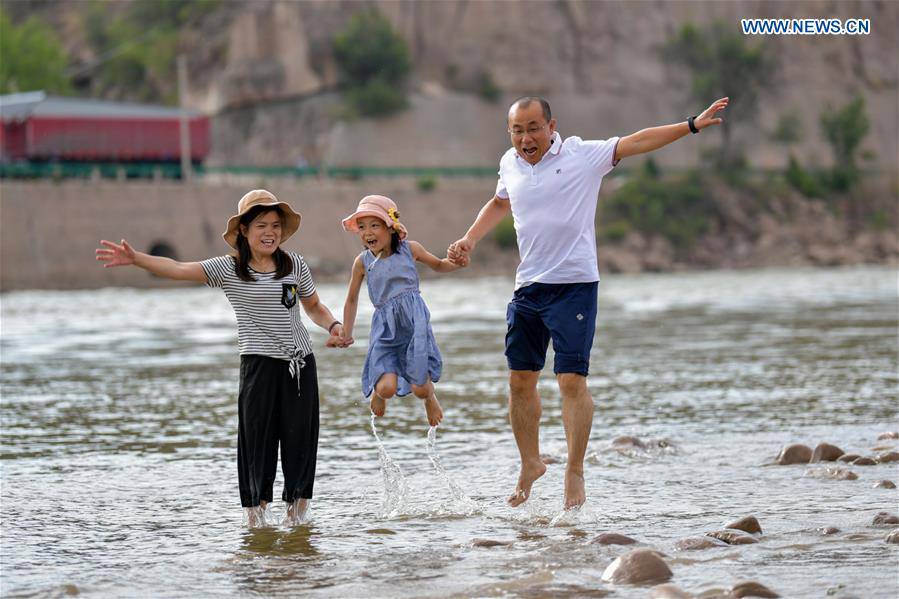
left=370, top=392, right=386, bottom=417
left=507, top=459, right=547, bottom=506
left=564, top=471, right=586, bottom=510
left=424, top=394, right=443, bottom=426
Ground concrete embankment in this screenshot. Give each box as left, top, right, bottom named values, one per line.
left=0, top=178, right=502, bottom=290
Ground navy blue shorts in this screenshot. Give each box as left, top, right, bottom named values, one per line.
left=505, top=281, right=598, bottom=376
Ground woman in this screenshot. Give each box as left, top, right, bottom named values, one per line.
left=96, top=189, right=345, bottom=525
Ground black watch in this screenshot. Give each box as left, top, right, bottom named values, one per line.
left=687, top=116, right=699, bottom=134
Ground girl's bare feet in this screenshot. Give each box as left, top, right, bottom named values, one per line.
left=423, top=394, right=443, bottom=426
left=370, top=392, right=386, bottom=417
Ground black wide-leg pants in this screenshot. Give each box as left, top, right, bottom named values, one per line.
left=237, top=354, right=319, bottom=508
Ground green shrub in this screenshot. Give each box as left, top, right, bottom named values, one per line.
left=346, top=78, right=407, bottom=117
left=475, top=69, right=501, bottom=103
left=600, top=220, right=631, bottom=243
left=601, top=161, right=712, bottom=249
left=0, top=10, right=72, bottom=94
left=785, top=154, right=822, bottom=197
left=416, top=174, right=437, bottom=192
left=334, top=9, right=410, bottom=118
left=820, top=96, right=870, bottom=193
left=494, top=215, right=517, bottom=249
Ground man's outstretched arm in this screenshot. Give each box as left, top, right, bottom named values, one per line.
left=615, top=97, right=728, bottom=162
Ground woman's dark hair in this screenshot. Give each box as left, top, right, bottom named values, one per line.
left=232, top=206, right=294, bottom=282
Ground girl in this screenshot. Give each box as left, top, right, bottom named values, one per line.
left=95, top=189, right=345, bottom=525
left=340, top=194, right=463, bottom=426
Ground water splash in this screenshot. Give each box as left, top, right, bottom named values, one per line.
left=426, top=426, right=479, bottom=514
left=243, top=505, right=269, bottom=528
left=370, top=413, right=409, bottom=518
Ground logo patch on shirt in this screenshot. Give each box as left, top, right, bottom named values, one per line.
left=281, top=283, right=298, bottom=309
left=556, top=168, right=563, bottom=174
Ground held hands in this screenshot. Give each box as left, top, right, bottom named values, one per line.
left=695, top=97, right=729, bottom=131
left=325, top=324, right=354, bottom=349
left=447, top=238, right=473, bottom=267
left=95, top=239, right=137, bottom=267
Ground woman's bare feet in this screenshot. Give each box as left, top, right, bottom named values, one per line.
left=286, top=498, right=309, bottom=524
left=423, top=394, right=443, bottom=426
left=507, top=459, right=547, bottom=507
left=370, top=392, right=386, bottom=417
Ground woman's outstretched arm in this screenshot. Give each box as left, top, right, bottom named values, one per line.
left=95, top=239, right=207, bottom=283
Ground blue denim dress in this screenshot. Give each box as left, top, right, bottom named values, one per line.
left=361, top=240, right=442, bottom=398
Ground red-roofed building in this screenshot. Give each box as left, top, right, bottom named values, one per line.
left=0, top=91, right=209, bottom=163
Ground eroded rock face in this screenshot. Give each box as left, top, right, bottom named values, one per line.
left=876, top=451, right=899, bottom=463
left=775, top=444, right=812, bottom=465
left=601, top=549, right=672, bottom=585
left=591, top=533, right=637, bottom=545
left=731, top=581, right=781, bottom=598
left=872, top=512, right=899, bottom=527
left=706, top=530, right=759, bottom=545
left=811, top=442, right=844, bottom=462
left=873, top=480, right=896, bottom=489
left=725, top=516, right=762, bottom=535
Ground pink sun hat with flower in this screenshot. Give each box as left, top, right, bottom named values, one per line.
left=342, top=194, right=407, bottom=239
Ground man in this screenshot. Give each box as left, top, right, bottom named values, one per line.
left=448, top=95, right=728, bottom=509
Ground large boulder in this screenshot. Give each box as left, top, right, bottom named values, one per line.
left=872, top=512, right=899, bottom=527
left=877, top=431, right=898, bottom=440
left=873, top=480, right=896, bottom=489
left=725, top=516, right=762, bottom=535
left=591, top=533, right=637, bottom=545
left=775, top=444, right=812, bottom=465
left=885, top=529, right=899, bottom=544
left=707, top=530, right=759, bottom=545
left=731, top=581, right=781, bottom=597
left=876, top=451, right=899, bottom=463
left=810, top=442, right=844, bottom=462
left=601, top=549, right=672, bottom=585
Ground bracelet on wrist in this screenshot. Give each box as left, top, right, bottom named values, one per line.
left=687, top=116, right=699, bottom=134
left=328, top=320, right=341, bottom=333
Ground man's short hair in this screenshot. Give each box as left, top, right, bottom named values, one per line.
left=510, top=96, right=552, bottom=123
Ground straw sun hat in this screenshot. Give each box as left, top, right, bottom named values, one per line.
left=222, top=189, right=301, bottom=249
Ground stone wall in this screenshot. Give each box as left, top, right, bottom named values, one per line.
left=0, top=178, right=498, bottom=290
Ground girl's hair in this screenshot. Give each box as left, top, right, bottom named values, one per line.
left=232, top=206, right=294, bottom=282
left=390, top=229, right=400, bottom=254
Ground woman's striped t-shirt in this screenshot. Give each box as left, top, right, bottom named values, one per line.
left=201, top=252, right=316, bottom=360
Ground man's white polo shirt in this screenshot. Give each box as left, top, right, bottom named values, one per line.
left=495, top=131, right=619, bottom=290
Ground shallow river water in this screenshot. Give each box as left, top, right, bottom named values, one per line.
left=1, top=267, right=897, bottom=598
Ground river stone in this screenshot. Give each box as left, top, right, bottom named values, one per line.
left=649, top=583, right=693, bottom=598
left=775, top=444, right=812, bottom=465
left=805, top=467, right=858, bottom=480
left=731, top=581, right=780, bottom=597
left=885, top=529, right=899, bottom=544
left=873, top=480, right=896, bottom=489
left=612, top=435, right=646, bottom=449
left=811, top=442, right=844, bottom=462
left=725, top=515, right=762, bottom=535
left=837, top=453, right=860, bottom=463
left=817, top=526, right=840, bottom=535
left=471, top=538, right=512, bottom=547
left=877, top=431, right=899, bottom=440
left=601, top=549, right=672, bottom=585
left=851, top=456, right=877, bottom=466
left=674, top=536, right=727, bottom=550
left=872, top=512, right=899, bottom=526
left=591, top=533, right=637, bottom=545
left=876, top=451, right=899, bottom=463
left=706, top=530, right=759, bottom=545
